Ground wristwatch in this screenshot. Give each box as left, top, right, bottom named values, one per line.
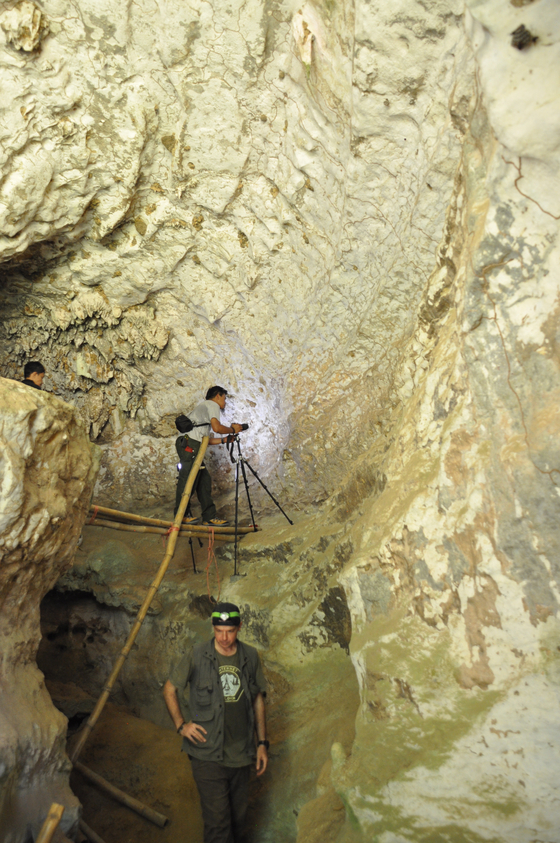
left=257, top=739, right=270, bottom=749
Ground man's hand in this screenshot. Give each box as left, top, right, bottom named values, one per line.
left=163, top=681, right=207, bottom=745
left=180, top=721, right=208, bottom=743
left=256, top=744, right=268, bottom=776
left=232, top=423, right=244, bottom=434
left=253, top=693, right=268, bottom=776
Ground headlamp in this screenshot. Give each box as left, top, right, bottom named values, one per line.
left=212, top=611, right=240, bottom=622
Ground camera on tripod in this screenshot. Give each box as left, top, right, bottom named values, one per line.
left=226, top=423, right=249, bottom=448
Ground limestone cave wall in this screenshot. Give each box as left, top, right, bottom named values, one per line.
left=0, top=379, right=98, bottom=841
left=1, top=0, right=560, bottom=841
left=0, top=0, right=474, bottom=513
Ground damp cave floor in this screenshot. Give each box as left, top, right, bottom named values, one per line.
left=70, top=703, right=205, bottom=843
left=68, top=702, right=284, bottom=843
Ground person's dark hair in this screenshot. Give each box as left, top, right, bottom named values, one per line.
left=205, top=385, right=227, bottom=401
left=24, top=361, right=45, bottom=378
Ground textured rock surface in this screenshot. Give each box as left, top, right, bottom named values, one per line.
left=0, top=0, right=472, bottom=512
left=322, top=1, right=560, bottom=839
left=0, top=378, right=98, bottom=841
left=1, top=0, right=560, bottom=841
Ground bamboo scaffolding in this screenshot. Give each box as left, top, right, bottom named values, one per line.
left=70, top=436, right=209, bottom=764
left=36, top=803, right=64, bottom=843
left=78, top=819, right=107, bottom=843
left=87, top=504, right=259, bottom=534
left=75, top=763, right=169, bottom=828
left=90, top=517, right=234, bottom=542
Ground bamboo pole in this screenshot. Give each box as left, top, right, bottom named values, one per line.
left=90, top=518, right=235, bottom=542
left=78, top=819, right=107, bottom=843
left=87, top=504, right=259, bottom=534
left=70, top=437, right=210, bottom=764
left=88, top=504, right=183, bottom=528
left=89, top=517, right=253, bottom=537
left=36, top=803, right=64, bottom=843
left=75, top=763, right=169, bottom=828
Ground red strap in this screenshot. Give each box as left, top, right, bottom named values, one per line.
left=88, top=506, right=99, bottom=524
left=162, top=524, right=180, bottom=545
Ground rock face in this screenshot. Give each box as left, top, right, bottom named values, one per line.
left=324, top=1, right=560, bottom=838
left=1, top=0, right=560, bottom=841
left=0, top=378, right=98, bottom=841
left=0, top=0, right=472, bottom=512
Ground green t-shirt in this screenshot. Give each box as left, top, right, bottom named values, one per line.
left=216, top=650, right=253, bottom=767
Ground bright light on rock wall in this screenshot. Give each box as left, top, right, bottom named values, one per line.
left=1, top=0, right=560, bottom=841
left=1, top=0, right=471, bottom=512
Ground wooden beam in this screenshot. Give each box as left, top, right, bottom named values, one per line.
left=75, top=763, right=169, bottom=828
left=78, top=819, right=107, bottom=843
left=36, top=803, right=64, bottom=843
left=89, top=518, right=235, bottom=542
left=87, top=504, right=259, bottom=534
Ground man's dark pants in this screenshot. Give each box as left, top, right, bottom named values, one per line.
left=190, top=757, right=251, bottom=843
left=174, top=436, right=218, bottom=521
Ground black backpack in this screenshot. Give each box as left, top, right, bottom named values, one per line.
left=175, top=414, right=194, bottom=433
left=175, top=414, right=209, bottom=434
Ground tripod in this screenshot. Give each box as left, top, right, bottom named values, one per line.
left=227, top=437, right=293, bottom=575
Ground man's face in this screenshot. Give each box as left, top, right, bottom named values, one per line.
left=213, top=623, right=240, bottom=655
left=29, top=371, right=45, bottom=387
left=214, top=392, right=227, bottom=410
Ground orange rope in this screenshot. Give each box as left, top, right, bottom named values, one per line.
left=88, top=506, right=99, bottom=525
left=206, top=528, right=221, bottom=601
left=162, top=524, right=179, bottom=546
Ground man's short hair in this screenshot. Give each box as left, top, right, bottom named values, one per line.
left=211, top=602, right=241, bottom=626
left=24, top=361, right=45, bottom=378
left=205, top=386, right=227, bottom=401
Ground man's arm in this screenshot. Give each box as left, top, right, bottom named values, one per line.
left=253, top=692, right=268, bottom=776
left=211, top=418, right=243, bottom=435
left=163, top=679, right=208, bottom=744
left=209, top=433, right=245, bottom=446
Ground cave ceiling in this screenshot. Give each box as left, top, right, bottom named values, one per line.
left=0, top=0, right=474, bottom=511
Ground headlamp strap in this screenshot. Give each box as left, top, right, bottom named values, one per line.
left=212, top=611, right=240, bottom=622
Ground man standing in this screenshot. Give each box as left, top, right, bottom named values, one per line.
left=163, top=602, right=268, bottom=843
left=22, top=361, right=45, bottom=389
left=175, top=386, right=243, bottom=526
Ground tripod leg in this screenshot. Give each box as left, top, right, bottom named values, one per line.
left=189, top=538, right=197, bottom=574
left=239, top=459, right=257, bottom=532
left=234, top=459, right=240, bottom=576
left=242, top=460, right=294, bottom=525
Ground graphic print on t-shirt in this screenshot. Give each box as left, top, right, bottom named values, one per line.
left=219, top=663, right=244, bottom=703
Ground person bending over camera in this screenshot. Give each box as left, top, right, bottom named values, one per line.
left=175, top=386, right=243, bottom=527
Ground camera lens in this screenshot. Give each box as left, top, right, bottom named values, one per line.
left=240, top=423, right=249, bottom=431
